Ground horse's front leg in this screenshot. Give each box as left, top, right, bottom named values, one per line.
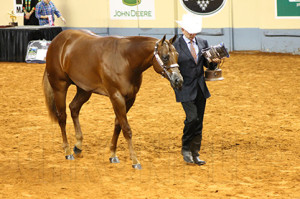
left=110, top=93, right=141, bottom=169
left=110, top=97, right=136, bottom=164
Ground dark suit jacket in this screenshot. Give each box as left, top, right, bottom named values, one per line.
left=173, top=35, right=216, bottom=102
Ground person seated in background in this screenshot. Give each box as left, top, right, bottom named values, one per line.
left=35, top=0, right=66, bottom=26
left=23, top=0, right=40, bottom=25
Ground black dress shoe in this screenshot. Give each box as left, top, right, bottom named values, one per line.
left=181, top=149, right=194, bottom=164
left=193, top=156, right=206, bottom=166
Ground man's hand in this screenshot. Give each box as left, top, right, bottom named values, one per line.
left=25, top=13, right=31, bottom=20
left=60, top=16, right=66, bottom=24
left=212, top=58, right=221, bottom=63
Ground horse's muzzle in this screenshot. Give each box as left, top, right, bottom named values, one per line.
left=170, top=72, right=183, bottom=90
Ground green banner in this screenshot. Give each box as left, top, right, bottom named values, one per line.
left=277, top=0, right=300, bottom=17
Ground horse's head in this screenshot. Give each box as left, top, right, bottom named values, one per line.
left=153, top=35, right=183, bottom=90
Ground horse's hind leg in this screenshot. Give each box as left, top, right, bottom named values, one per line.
left=109, top=97, right=135, bottom=163
left=52, top=81, right=73, bottom=159
left=109, top=118, right=121, bottom=163
left=69, top=86, right=92, bottom=158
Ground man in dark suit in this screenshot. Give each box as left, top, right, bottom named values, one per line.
left=173, top=13, right=220, bottom=166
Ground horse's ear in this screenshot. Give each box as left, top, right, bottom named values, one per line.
left=160, top=34, right=166, bottom=45
left=169, top=35, right=177, bottom=44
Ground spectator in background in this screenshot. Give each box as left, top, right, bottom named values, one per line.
left=35, top=0, right=66, bottom=26
left=23, top=0, right=40, bottom=25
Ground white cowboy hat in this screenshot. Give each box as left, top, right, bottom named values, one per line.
left=176, top=13, right=202, bottom=34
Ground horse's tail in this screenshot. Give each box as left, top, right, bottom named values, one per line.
left=42, top=69, right=58, bottom=122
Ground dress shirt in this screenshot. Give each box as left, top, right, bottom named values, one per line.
left=183, top=35, right=199, bottom=61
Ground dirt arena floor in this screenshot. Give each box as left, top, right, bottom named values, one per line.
left=0, top=52, right=299, bottom=198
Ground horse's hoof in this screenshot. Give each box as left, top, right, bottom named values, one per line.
left=65, top=154, right=75, bottom=160
left=132, top=164, right=142, bottom=170
left=74, top=153, right=83, bottom=158
left=109, top=157, right=120, bottom=163
left=73, top=146, right=82, bottom=154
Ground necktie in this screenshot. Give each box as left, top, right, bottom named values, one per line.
left=190, top=40, right=197, bottom=63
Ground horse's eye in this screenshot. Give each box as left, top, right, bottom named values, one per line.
left=162, top=54, right=170, bottom=63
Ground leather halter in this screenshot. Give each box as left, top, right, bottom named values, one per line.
left=153, top=40, right=179, bottom=79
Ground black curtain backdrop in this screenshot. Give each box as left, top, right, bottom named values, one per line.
left=0, top=26, right=62, bottom=62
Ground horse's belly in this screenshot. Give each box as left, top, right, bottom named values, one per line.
left=67, top=65, right=107, bottom=94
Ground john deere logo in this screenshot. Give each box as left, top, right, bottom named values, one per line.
left=122, top=0, right=141, bottom=6
left=111, top=0, right=154, bottom=19
left=181, top=0, right=227, bottom=16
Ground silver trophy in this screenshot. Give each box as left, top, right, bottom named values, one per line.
left=202, top=43, right=229, bottom=81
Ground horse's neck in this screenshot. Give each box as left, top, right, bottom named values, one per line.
left=127, top=37, right=156, bottom=73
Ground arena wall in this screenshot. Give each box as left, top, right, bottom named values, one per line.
left=2, top=0, right=300, bottom=54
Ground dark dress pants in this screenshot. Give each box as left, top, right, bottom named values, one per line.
left=24, top=14, right=39, bottom=25
left=181, top=89, right=206, bottom=156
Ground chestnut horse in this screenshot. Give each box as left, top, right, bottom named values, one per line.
left=42, top=29, right=183, bottom=169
